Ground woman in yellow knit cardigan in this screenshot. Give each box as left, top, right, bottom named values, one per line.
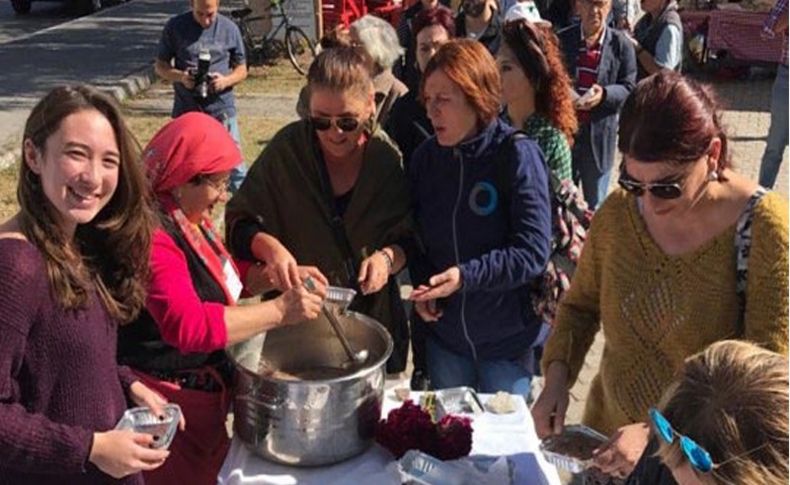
left=532, top=71, right=788, bottom=479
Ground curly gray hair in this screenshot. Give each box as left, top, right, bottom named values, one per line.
left=350, top=15, right=404, bottom=72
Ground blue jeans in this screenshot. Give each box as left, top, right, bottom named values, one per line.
left=758, top=64, right=789, bottom=189
left=223, top=115, right=248, bottom=194
left=425, top=335, right=532, bottom=397
left=572, top=124, right=613, bottom=209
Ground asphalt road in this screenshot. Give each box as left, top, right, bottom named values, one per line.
left=0, top=0, right=187, bottom=156
left=0, top=1, right=79, bottom=44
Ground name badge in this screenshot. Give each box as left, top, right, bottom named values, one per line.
left=223, top=258, right=243, bottom=303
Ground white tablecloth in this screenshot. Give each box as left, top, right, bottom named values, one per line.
left=217, top=391, right=561, bottom=485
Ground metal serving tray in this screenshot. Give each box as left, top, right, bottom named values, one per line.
left=115, top=403, right=182, bottom=450
left=420, top=387, right=484, bottom=420
left=539, top=424, right=608, bottom=474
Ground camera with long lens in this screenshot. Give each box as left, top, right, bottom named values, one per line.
left=193, top=48, right=211, bottom=99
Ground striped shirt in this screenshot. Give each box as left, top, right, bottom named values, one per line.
left=764, top=0, right=789, bottom=65
left=575, top=27, right=605, bottom=124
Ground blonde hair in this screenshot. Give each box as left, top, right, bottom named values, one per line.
left=306, top=45, right=374, bottom=100
left=656, top=340, right=788, bottom=485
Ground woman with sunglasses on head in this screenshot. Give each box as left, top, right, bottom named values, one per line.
left=226, top=47, right=415, bottom=374
left=0, top=85, right=169, bottom=483
left=629, top=340, right=788, bottom=484
left=408, top=39, right=552, bottom=395
left=498, top=18, right=577, bottom=182
left=117, top=113, right=325, bottom=485
left=532, top=71, right=788, bottom=479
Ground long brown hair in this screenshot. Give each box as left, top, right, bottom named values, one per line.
left=502, top=19, right=578, bottom=145
left=656, top=340, right=788, bottom=484
left=19, top=85, right=154, bottom=323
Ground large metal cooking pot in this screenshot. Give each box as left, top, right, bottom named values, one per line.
left=227, top=310, right=393, bottom=466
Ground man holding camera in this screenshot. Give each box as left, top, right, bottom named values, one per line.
left=155, top=0, right=248, bottom=192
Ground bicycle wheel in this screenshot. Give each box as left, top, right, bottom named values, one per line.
left=244, top=36, right=259, bottom=67
left=285, top=26, right=316, bottom=76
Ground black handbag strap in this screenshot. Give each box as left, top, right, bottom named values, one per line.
left=734, top=187, right=768, bottom=334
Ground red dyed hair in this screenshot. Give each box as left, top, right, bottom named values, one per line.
left=412, top=5, right=456, bottom=40
left=618, top=71, right=730, bottom=169
left=421, top=39, right=502, bottom=125
left=502, top=19, right=578, bottom=146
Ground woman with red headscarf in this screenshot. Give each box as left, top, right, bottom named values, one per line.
left=117, top=112, right=326, bottom=485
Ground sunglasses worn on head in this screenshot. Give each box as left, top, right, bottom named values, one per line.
left=649, top=408, right=768, bottom=474
left=618, top=173, right=685, bottom=199
left=650, top=408, right=715, bottom=472
left=310, top=116, right=361, bottom=133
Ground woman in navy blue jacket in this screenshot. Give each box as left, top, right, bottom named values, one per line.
left=409, top=39, right=552, bottom=395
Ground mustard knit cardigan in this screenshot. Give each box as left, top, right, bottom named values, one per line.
left=542, top=190, right=788, bottom=435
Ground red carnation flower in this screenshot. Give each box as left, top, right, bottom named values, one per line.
left=375, top=400, right=473, bottom=460
left=435, top=415, right=473, bottom=460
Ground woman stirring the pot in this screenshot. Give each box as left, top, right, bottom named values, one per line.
left=226, top=46, right=415, bottom=374
left=117, top=112, right=326, bottom=485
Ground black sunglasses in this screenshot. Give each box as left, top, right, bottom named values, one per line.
left=618, top=175, right=684, bottom=199
left=309, top=116, right=361, bottom=133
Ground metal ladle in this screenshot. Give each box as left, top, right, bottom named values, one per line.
left=304, top=278, right=368, bottom=365
left=322, top=306, right=369, bottom=365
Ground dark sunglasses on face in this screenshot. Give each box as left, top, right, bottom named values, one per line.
left=618, top=171, right=686, bottom=200
left=649, top=408, right=768, bottom=474
left=309, top=116, right=361, bottom=133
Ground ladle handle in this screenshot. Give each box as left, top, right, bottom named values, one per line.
left=322, top=307, right=359, bottom=363
left=304, top=277, right=360, bottom=363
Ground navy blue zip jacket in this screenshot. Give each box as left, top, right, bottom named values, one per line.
left=408, top=118, right=552, bottom=361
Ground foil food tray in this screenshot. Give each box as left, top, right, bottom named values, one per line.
left=115, top=403, right=182, bottom=450
left=539, top=424, right=607, bottom=474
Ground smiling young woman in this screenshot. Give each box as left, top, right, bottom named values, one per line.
left=532, top=71, right=788, bottom=480
left=0, top=85, right=166, bottom=484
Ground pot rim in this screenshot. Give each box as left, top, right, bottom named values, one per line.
left=227, top=310, right=394, bottom=384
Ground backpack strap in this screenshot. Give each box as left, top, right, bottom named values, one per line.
left=734, top=187, right=768, bottom=334
left=494, top=130, right=558, bottom=205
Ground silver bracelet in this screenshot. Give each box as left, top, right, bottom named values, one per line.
left=377, top=249, right=394, bottom=275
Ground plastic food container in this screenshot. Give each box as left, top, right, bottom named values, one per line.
left=398, top=450, right=516, bottom=484
left=398, top=450, right=468, bottom=485
left=326, top=286, right=357, bottom=312
left=115, top=403, right=182, bottom=449
left=539, top=424, right=607, bottom=473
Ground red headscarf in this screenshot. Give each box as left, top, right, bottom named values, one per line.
left=143, top=112, right=242, bottom=195
left=142, top=112, right=244, bottom=305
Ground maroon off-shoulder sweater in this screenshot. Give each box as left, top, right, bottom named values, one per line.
left=0, top=239, right=142, bottom=484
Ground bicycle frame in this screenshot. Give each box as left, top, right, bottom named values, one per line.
left=241, top=0, right=296, bottom=47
